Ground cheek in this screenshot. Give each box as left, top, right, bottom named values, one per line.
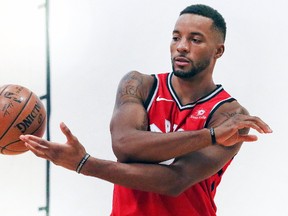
left=170, top=47, right=178, bottom=61
left=170, top=43, right=176, bottom=54
left=191, top=48, right=213, bottom=61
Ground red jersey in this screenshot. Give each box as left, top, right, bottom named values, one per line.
left=111, top=72, right=236, bottom=216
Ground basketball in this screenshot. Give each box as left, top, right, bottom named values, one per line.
left=0, top=84, right=47, bottom=155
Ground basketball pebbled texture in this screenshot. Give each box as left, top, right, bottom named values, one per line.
left=0, top=84, right=47, bottom=155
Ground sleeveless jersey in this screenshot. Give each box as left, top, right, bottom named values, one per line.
left=111, top=72, right=236, bottom=216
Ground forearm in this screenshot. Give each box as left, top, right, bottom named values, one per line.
left=80, top=156, right=182, bottom=196
left=112, top=128, right=212, bottom=163
left=79, top=142, right=238, bottom=196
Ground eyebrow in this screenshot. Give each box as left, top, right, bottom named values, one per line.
left=172, top=30, right=204, bottom=37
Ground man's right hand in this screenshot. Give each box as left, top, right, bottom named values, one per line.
left=214, top=114, right=272, bottom=147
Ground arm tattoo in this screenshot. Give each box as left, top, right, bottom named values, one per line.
left=116, top=72, right=144, bottom=106
left=221, top=112, right=237, bottom=119
left=119, top=72, right=143, bottom=97
left=221, top=106, right=247, bottom=120
left=221, top=110, right=249, bottom=134
left=116, top=72, right=149, bottom=131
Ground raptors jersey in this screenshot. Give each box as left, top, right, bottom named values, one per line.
left=111, top=72, right=236, bottom=216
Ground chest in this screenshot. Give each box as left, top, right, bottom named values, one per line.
left=148, top=99, right=212, bottom=133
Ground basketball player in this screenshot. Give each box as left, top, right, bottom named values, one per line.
left=20, top=4, right=272, bottom=216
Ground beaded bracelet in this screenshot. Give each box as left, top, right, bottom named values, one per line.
left=76, top=153, right=90, bottom=173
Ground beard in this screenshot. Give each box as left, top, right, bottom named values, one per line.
left=172, top=58, right=211, bottom=79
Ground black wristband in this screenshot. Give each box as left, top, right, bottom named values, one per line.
left=76, top=153, right=90, bottom=173
left=210, top=128, right=217, bottom=145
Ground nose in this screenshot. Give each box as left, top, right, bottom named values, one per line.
left=176, top=39, right=189, bottom=53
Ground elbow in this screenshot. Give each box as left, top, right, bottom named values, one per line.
left=111, top=135, right=133, bottom=163
left=110, top=122, right=137, bottom=163
left=113, top=149, right=131, bottom=163
left=163, top=188, right=183, bottom=197
left=160, top=175, right=194, bottom=197
left=164, top=185, right=187, bottom=197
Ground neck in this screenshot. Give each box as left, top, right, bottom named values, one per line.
left=171, top=72, right=216, bottom=105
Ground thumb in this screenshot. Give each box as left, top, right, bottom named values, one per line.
left=60, top=122, right=76, bottom=143
left=238, top=134, right=258, bottom=142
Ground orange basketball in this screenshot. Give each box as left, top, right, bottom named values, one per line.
left=0, top=84, right=47, bottom=155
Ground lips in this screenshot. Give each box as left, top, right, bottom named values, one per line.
left=174, top=56, right=191, bottom=67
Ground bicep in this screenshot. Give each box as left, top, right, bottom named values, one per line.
left=110, top=71, right=153, bottom=160
left=110, top=102, right=148, bottom=137
left=111, top=71, right=152, bottom=130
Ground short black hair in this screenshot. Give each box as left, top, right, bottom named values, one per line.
left=180, top=4, right=226, bottom=42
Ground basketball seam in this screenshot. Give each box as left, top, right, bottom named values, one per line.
left=1, top=112, right=47, bottom=154
left=0, top=85, right=9, bottom=95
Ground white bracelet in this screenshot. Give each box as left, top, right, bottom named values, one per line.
left=76, top=153, right=90, bottom=173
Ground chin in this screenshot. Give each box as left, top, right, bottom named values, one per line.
left=173, top=70, right=197, bottom=79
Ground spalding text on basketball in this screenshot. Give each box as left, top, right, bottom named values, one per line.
left=15, top=101, right=44, bottom=133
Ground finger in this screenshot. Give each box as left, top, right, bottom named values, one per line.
left=220, top=132, right=258, bottom=146
left=234, top=119, right=266, bottom=134
left=20, top=135, right=51, bottom=156
left=231, top=114, right=272, bottom=134
left=20, top=135, right=50, bottom=148
left=21, top=137, right=48, bottom=159
left=25, top=142, right=48, bottom=159
left=244, top=116, right=273, bottom=133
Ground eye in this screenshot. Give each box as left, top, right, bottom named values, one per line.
left=172, top=36, right=180, bottom=41
left=191, top=38, right=202, bottom=44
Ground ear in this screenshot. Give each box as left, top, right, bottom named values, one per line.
left=214, top=44, right=225, bottom=59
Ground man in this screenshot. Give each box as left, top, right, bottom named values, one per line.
left=20, top=4, right=272, bottom=216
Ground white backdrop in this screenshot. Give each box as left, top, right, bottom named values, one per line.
left=0, top=0, right=287, bottom=215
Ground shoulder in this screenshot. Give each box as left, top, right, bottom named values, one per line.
left=120, top=71, right=155, bottom=86
left=116, top=71, right=155, bottom=104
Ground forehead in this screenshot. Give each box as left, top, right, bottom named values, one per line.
left=173, top=14, right=214, bottom=35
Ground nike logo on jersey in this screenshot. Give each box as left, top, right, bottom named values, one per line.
left=156, top=96, right=174, bottom=102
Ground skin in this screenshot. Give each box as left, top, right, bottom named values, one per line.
left=20, top=14, right=272, bottom=196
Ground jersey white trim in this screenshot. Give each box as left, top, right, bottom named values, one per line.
left=146, top=75, right=159, bottom=112
left=168, top=72, right=224, bottom=110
